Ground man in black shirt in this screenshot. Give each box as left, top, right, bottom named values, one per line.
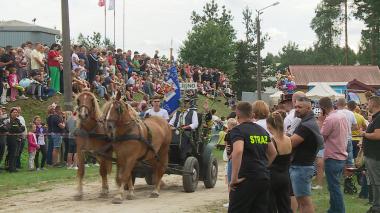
left=228, top=102, right=276, bottom=213
left=290, top=97, right=321, bottom=213
left=362, top=96, right=380, bottom=213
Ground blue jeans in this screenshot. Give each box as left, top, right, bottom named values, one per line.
left=325, top=158, right=345, bottom=213
left=346, top=139, right=354, bottom=166
left=227, top=160, right=232, bottom=184
left=289, top=165, right=314, bottom=197
left=96, top=86, right=106, bottom=98
left=46, top=135, right=53, bottom=165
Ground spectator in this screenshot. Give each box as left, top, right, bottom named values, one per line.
left=34, top=116, right=47, bottom=171
left=27, top=124, right=39, bottom=171
left=8, top=68, right=28, bottom=101
left=71, top=45, right=80, bottom=70
left=319, top=97, right=349, bottom=213
left=252, top=100, right=270, bottom=134
left=361, top=96, right=380, bottom=213
left=47, top=43, right=62, bottom=94
left=92, top=75, right=107, bottom=98
left=228, top=101, right=276, bottom=213
left=87, top=48, right=99, bottom=83
left=31, top=43, right=45, bottom=77
left=5, top=107, right=25, bottom=172
left=65, top=111, right=78, bottom=170
left=347, top=101, right=367, bottom=159
left=267, top=111, right=292, bottom=213
left=77, top=46, right=89, bottom=70
left=50, top=106, right=65, bottom=166
left=290, top=97, right=323, bottom=213
left=0, top=107, right=8, bottom=170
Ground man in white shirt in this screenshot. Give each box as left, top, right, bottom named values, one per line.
left=145, top=96, right=169, bottom=121
left=284, top=92, right=306, bottom=136
left=169, top=97, right=198, bottom=161
left=126, top=72, right=137, bottom=86
left=71, top=45, right=80, bottom=70
left=30, top=43, right=45, bottom=72
left=169, top=98, right=198, bottom=130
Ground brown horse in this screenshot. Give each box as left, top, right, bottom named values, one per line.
left=74, top=91, right=113, bottom=200
left=103, top=92, right=172, bottom=204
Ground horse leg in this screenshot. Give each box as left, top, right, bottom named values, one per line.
left=125, top=176, right=136, bottom=200
left=113, top=158, right=136, bottom=203
left=74, top=149, right=85, bottom=200
left=150, top=146, right=169, bottom=198
left=98, top=158, right=109, bottom=198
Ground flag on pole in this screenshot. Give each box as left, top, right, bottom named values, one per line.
left=163, top=66, right=181, bottom=114
left=108, top=0, right=115, bottom=10
left=98, top=0, right=105, bottom=7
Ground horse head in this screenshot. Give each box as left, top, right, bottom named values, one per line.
left=76, top=91, right=100, bottom=122
left=104, top=91, right=134, bottom=139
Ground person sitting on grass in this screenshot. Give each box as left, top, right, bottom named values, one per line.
left=8, top=68, right=28, bottom=101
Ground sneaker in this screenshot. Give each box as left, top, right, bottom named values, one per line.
left=94, top=163, right=100, bottom=167
left=312, top=185, right=323, bottom=190
left=6, top=97, right=10, bottom=102
left=39, top=97, right=44, bottom=102
left=19, top=95, right=28, bottom=100
left=1, top=101, right=8, bottom=105
left=72, top=166, right=78, bottom=170
left=32, top=95, right=37, bottom=100
left=36, top=168, right=40, bottom=171
left=40, top=168, right=47, bottom=171
left=85, top=164, right=90, bottom=168
left=67, top=166, right=73, bottom=170
left=57, top=91, right=62, bottom=95
left=223, top=203, right=229, bottom=208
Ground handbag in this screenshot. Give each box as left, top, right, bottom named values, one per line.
left=355, top=148, right=364, bottom=168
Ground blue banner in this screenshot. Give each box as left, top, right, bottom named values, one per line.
left=162, top=66, right=181, bottom=114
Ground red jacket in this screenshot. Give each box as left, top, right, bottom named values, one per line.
left=27, top=132, right=39, bottom=153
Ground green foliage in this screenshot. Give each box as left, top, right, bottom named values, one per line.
left=76, top=32, right=115, bottom=50
left=354, top=0, right=380, bottom=65
left=179, top=0, right=236, bottom=75
left=311, top=0, right=343, bottom=48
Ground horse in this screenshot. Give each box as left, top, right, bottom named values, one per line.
left=74, top=91, right=113, bottom=200
left=103, top=92, right=172, bottom=204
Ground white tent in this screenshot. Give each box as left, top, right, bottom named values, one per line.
left=306, top=83, right=345, bottom=100
left=269, top=91, right=283, bottom=104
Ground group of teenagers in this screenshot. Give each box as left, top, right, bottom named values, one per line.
left=223, top=91, right=380, bottom=213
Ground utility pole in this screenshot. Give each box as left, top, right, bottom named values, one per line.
left=256, top=12, right=262, bottom=100
left=61, top=0, right=73, bottom=111
left=170, top=38, right=173, bottom=63
left=123, top=0, right=125, bottom=50
left=344, top=0, right=348, bottom=65
left=255, top=2, right=279, bottom=101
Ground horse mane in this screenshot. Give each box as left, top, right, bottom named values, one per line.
left=101, top=99, right=140, bottom=122
left=76, top=91, right=102, bottom=127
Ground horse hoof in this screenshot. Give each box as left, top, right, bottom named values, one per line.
left=149, top=192, right=159, bottom=198
left=74, top=194, right=83, bottom=201
left=126, top=194, right=136, bottom=200
left=112, top=197, right=123, bottom=204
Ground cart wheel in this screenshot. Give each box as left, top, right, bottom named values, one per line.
left=203, top=155, right=218, bottom=188
left=183, top=157, right=199, bottom=192
left=145, top=172, right=154, bottom=185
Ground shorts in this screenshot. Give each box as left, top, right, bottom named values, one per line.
left=317, top=148, right=324, bottom=158
left=289, top=165, right=314, bottom=197
left=51, top=134, right=62, bottom=148
left=68, top=138, right=76, bottom=153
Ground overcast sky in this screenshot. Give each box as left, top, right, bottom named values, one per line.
left=1, top=0, right=365, bottom=58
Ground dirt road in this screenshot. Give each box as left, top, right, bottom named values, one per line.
left=0, top=168, right=228, bottom=213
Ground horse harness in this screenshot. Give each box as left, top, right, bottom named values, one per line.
left=109, top=119, right=159, bottom=162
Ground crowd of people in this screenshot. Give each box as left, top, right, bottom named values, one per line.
left=0, top=41, right=235, bottom=105
left=220, top=92, right=380, bottom=213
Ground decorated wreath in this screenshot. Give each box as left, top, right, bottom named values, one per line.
left=275, top=70, right=297, bottom=95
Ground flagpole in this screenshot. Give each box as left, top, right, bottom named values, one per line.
left=113, top=0, right=116, bottom=49
left=123, top=0, right=125, bottom=50
left=104, top=0, right=107, bottom=45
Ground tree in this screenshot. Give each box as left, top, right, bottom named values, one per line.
left=76, top=32, right=115, bottom=50
left=354, top=0, right=380, bottom=65
left=230, top=7, right=275, bottom=99
left=179, top=0, right=236, bottom=75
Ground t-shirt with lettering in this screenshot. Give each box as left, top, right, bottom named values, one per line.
left=292, top=124, right=318, bottom=166
left=230, top=122, right=271, bottom=180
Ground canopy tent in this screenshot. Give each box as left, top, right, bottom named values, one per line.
left=269, top=90, right=283, bottom=104
left=306, top=83, right=345, bottom=100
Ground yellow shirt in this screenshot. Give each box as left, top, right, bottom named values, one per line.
left=352, top=112, right=366, bottom=141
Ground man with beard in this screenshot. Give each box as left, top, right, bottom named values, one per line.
left=290, top=97, right=323, bottom=213
left=361, top=96, right=380, bottom=213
